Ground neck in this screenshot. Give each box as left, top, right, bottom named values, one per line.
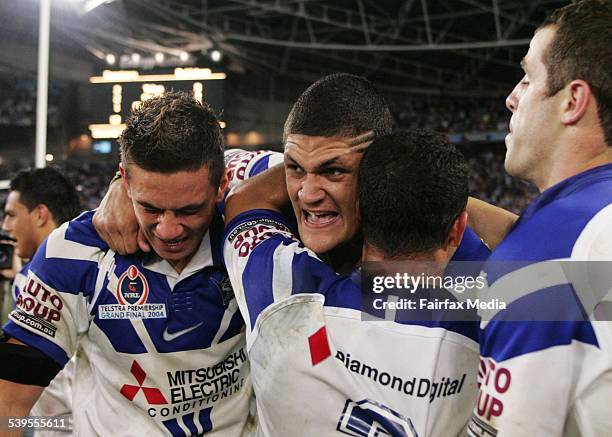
left=326, top=233, right=363, bottom=275
left=536, top=134, right=612, bottom=192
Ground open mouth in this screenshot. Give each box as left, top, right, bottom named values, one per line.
left=302, top=210, right=340, bottom=227
left=158, top=237, right=187, bottom=251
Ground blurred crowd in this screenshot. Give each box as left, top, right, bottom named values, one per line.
left=389, top=95, right=508, bottom=134
left=0, top=81, right=534, bottom=216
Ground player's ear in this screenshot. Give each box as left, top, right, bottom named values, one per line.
left=446, top=211, right=468, bottom=249
left=216, top=171, right=229, bottom=203
left=561, top=79, right=591, bottom=125
left=119, top=163, right=131, bottom=197
left=33, top=204, right=51, bottom=228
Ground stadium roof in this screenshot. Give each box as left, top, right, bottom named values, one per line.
left=1, top=0, right=569, bottom=99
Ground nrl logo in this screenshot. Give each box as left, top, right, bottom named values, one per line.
left=116, top=265, right=149, bottom=305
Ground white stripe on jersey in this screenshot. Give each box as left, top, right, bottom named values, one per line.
left=479, top=258, right=571, bottom=328
left=45, top=223, right=103, bottom=262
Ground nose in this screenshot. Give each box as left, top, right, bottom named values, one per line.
left=2, top=216, right=11, bottom=233
left=155, top=212, right=183, bottom=241
left=506, top=83, right=519, bottom=113
left=299, top=173, right=325, bottom=205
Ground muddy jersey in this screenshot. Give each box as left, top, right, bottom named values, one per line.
left=224, top=209, right=488, bottom=437
left=470, top=164, right=612, bottom=437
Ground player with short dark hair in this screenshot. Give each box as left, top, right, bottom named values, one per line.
left=469, top=1, right=612, bottom=435
left=283, top=72, right=394, bottom=141
left=2, top=167, right=81, bottom=436
left=359, top=130, right=469, bottom=257
left=223, top=129, right=478, bottom=436
left=0, top=91, right=281, bottom=436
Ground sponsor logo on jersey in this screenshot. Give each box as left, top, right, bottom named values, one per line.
left=227, top=218, right=292, bottom=257
left=14, top=277, right=63, bottom=324
left=475, top=357, right=510, bottom=422
left=9, top=308, right=57, bottom=338
left=336, top=350, right=467, bottom=403
left=146, top=347, right=248, bottom=420
left=120, top=360, right=168, bottom=405
left=337, top=399, right=418, bottom=437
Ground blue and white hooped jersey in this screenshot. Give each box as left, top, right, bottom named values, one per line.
left=224, top=209, right=487, bottom=437
left=470, top=164, right=612, bottom=437
left=4, top=150, right=282, bottom=437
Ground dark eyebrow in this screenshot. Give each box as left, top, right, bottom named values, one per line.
left=314, top=157, right=348, bottom=173
left=137, top=200, right=206, bottom=213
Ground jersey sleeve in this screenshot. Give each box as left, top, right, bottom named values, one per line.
left=452, top=226, right=490, bottom=262
left=223, top=209, right=341, bottom=339
left=3, top=214, right=103, bottom=367
left=224, top=149, right=284, bottom=190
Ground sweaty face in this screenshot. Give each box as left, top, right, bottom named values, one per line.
left=284, top=133, right=372, bottom=255
left=123, top=163, right=226, bottom=273
left=2, top=191, right=38, bottom=259
left=505, top=26, right=563, bottom=186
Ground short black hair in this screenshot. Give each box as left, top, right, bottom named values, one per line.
left=283, top=73, right=394, bottom=142
left=10, top=167, right=81, bottom=225
left=119, top=91, right=225, bottom=186
left=539, top=0, right=612, bottom=146
left=359, top=130, right=468, bottom=257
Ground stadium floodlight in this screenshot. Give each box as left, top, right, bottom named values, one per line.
left=210, top=50, right=222, bottom=62
left=105, top=53, right=116, bottom=65
left=155, top=52, right=164, bottom=63
left=179, top=51, right=190, bottom=62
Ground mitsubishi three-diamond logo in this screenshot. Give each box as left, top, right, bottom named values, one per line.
left=120, top=360, right=168, bottom=404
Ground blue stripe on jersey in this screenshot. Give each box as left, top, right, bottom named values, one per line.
left=480, top=320, right=597, bottom=363
left=486, top=164, right=612, bottom=283
left=241, top=236, right=282, bottom=330
left=2, top=322, right=70, bottom=366
left=451, top=226, right=490, bottom=262
left=64, top=210, right=109, bottom=251
left=219, top=309, right=246, bottom=343
left=182, top=412, right=198, bottom=435
left=230, top=209, right=480, bottom=342
left=162, top=418, right=185, bottom=437
left=248, top=154, right=271, bottom=178
left=198, top=408, right=213, bottom=433
left=480, top=283, right=598, bottom=361
left=30, top=241, right=98, bottom=296
left=92, top=318, right=148, bottom=354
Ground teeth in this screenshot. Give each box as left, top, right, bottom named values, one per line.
left=305, top=211, right=337, bottom=225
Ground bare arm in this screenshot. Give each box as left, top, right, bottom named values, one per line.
left=467, top=197, right=519, bottom=250
left=224, top=164, right=288, bottom=224
left=93, top=179, right=149, bottom=255
left=0, top=339, right=44, bottom=437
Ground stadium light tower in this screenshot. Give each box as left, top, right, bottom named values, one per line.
left=35, top=0, right=51, bottom=168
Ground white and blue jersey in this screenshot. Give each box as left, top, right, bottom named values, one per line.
left=224, top=209, right=488, bottom=437
left=4, top=150, right=282, bottom=437
left=6, top=262, right=75, bottom=436
left=470, top=164, right=612, bottom=437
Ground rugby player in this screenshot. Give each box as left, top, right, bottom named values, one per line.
left=2, top=167, right=81, bottom=436
left=223, top=129, right=479, bottom=436
left=0, top=92, right=280, bottom=436
left=469, top=1, right=612, bottom=435
left=93, top=73, right=491, bottom=273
